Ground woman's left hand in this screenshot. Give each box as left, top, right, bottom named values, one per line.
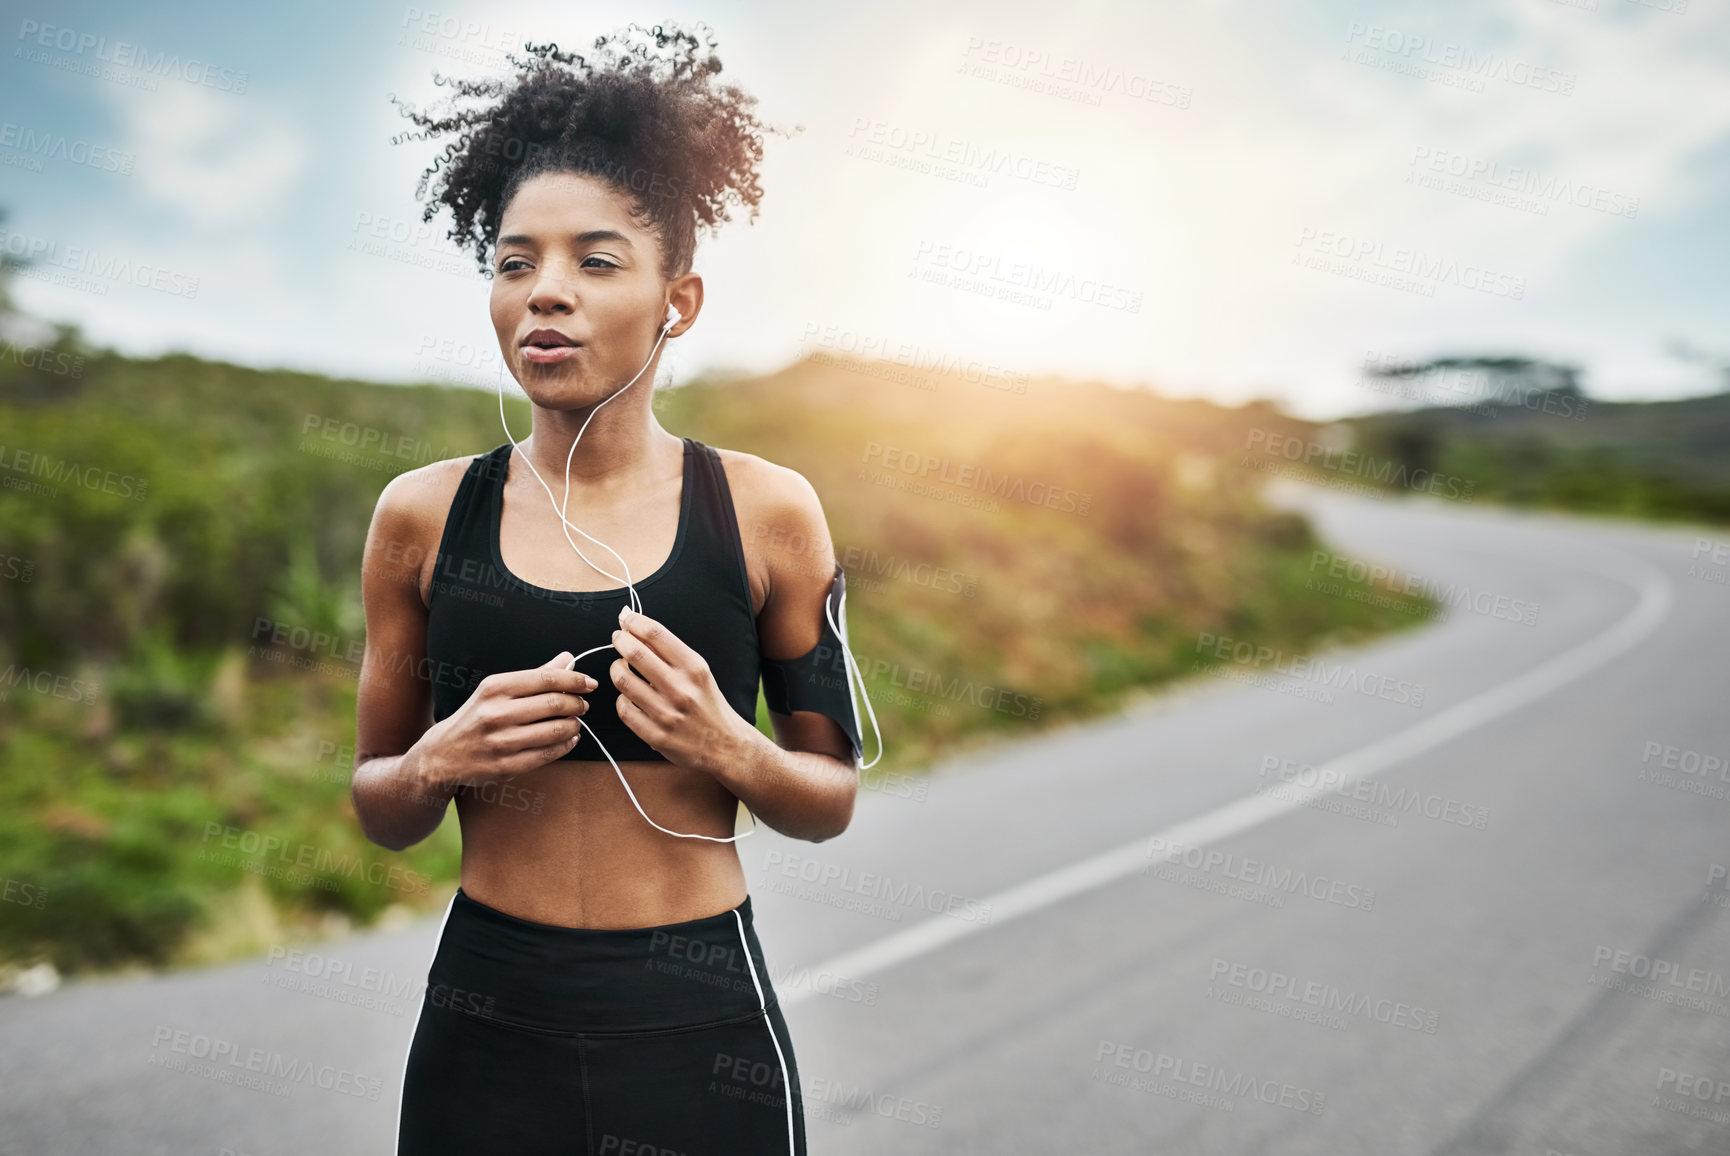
left=609, top=604, right=754, bottom=775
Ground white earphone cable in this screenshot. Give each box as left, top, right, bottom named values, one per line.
left=495, top=303, right=877, bottom=841
left=498, top=308, right=756, bottom=841
left=825, top=581, right=882, bottom=771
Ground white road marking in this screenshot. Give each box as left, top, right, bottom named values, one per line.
left=781, top=548, right=1674, bottom=1004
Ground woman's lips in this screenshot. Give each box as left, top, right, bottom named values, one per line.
left=521, top=344, right=581, bottom=365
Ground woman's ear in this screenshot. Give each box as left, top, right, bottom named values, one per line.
left=664, top=273, right=703, bottom=335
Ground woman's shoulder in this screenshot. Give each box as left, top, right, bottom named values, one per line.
left=703, top=442, right=834, bottom=584
left=369, top=448, right=498, bottom=541
left=705, top=443, right=825, bottom=520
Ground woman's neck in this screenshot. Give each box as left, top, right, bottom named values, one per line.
left=520, top=395, right=680, bottom=490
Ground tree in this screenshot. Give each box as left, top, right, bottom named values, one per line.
left=1364, top=354, right=1585, bottom=411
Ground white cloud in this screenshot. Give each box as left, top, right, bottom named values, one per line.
left=109, top=82, right=309, bottom=230
left=45, top=0, right=1730, bottom=414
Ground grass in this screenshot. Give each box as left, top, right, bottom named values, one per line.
left=0, top=341, right=1434, bottom=976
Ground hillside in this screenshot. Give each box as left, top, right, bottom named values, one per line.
left=0, top=340, right=1432, bottom=975
left=1341, top=384, right=1730, bottom=523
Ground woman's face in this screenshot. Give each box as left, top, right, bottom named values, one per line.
left=489, top=171, right=670, bottom=406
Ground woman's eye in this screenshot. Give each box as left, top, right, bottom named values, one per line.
left=496, top=255, right=615, bottom=273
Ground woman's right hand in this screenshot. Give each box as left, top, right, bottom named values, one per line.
left=410, top=651, right=596, bottom=795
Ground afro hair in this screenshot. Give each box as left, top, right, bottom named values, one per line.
left=390, top=22, right=791, bottom=279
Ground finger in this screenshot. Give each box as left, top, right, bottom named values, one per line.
left=534, top=729, right=583, bottom=765
left=493, top=654, right=600, bottom=698
left=611, top=657, right=672, bottom=729
left=610, top=624, right=673, bottom=688
left=617, top=606, right=702, bottom=670
left=502, top=714, right=586, bottom=756
left=499, top=726, right=583, bottom=774
left=611, top=684, right=663, bottom=747
left=494, top=689, right=590, bottom=728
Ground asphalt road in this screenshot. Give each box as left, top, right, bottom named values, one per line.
left=5, top=481, right=1729, bottom=1155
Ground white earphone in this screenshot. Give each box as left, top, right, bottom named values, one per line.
left=495, top=300, right=880, bottom=842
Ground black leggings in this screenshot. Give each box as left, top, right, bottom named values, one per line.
left=396, top=889, right=806, bottom=1156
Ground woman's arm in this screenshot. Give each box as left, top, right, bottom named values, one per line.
left=608, top=461, right=860, bottom=842
left=351, top=465, right=599, bottom=851
left=711, top=709, right=858, bottom=843
left=611, top=606, right=858, bottom=842
left=351, top=468, right=457, bottom=851
left=714, top=466, right=861, bottom=840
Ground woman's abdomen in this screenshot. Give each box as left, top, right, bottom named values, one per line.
left=450, top=758, right=750, bottom=928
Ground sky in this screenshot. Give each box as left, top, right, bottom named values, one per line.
left=2, top=0, right=1728, bottom=419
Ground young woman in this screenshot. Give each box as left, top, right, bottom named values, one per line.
left=353, top=27, right=874, bottom=1155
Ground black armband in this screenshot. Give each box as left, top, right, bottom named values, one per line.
left=761, top=562, right=864, bottom=765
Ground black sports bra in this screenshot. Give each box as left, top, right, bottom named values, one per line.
left=425, top=438, right=760, bottom=762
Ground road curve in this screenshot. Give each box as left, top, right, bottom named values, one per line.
left=3, top=483, right=1728, bottom=1155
